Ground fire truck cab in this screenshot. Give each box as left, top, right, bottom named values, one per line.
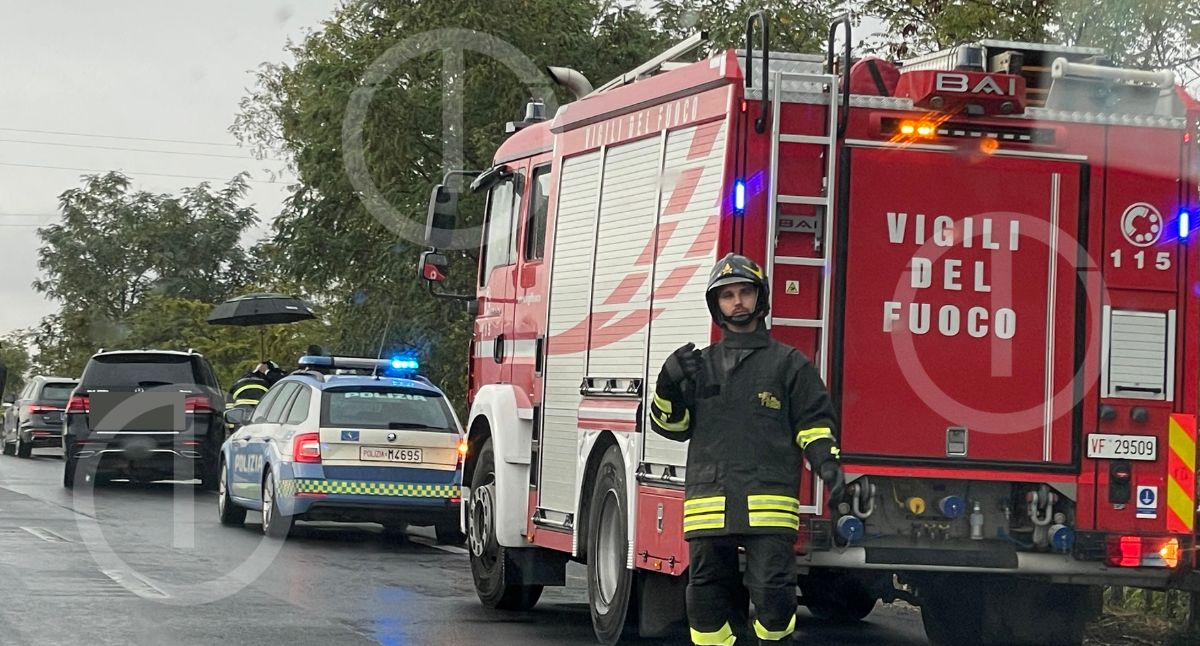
left=422, top=13, right=1200, bottom=646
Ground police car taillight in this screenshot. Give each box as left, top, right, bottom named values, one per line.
left=293, top=432, right=322, bottom=463
left=457, top=438, right=468, bottom=464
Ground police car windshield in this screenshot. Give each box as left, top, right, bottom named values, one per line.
left=320, top=386, right=454, bottom=432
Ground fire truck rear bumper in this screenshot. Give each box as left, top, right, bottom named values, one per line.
left=800, top=548, right=1178, bottom=588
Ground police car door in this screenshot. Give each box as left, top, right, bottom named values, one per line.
left=246, top=382, right=298, bottom=501
left=276, top=384, right=313, bottom=461
left=228, top=385, right=282, bottom=499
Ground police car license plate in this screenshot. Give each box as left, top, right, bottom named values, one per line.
left=360, top=446, right=422, bottom=463
left=1086, top=434, right=1157, bottom=461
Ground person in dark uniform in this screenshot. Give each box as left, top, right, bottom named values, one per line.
left=225, top=360, right=284, bottom=432
left=227, top=362, right=272, bottom=409
left=650, top=253, right=844, bottom=645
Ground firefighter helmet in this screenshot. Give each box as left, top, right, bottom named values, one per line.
left=705, top=253, right=770, bottom=325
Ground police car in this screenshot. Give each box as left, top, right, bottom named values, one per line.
left=217, top=356, right=466, bottom=544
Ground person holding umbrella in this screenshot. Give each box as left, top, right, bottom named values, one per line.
left=208, top=293, right=316, bottom=431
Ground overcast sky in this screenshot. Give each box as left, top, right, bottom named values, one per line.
left=0, top=1, right=340, bottom=338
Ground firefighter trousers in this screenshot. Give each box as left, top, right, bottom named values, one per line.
left=687, top=534, right=798, bottom=644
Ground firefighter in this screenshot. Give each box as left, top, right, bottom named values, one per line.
left=650, top=253, right=844, bottom=645
left=225, top=360, right=283, bottom=430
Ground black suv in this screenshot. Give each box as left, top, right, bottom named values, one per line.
left=63, top=350, right=225, bottom=489
left=3, top=376, right=78, bottom=458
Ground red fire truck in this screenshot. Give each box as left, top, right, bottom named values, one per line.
left=421, top=14, right=1200, bottom=646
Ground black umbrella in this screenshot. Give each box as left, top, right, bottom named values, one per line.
left=207, top=293, right=316, bottom=357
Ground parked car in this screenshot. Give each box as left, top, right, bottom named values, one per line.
left=3, top=376, right=78, bottom=458
left=62, top=349, right=225, bottom=489
left=218, top=356, right=465, bottom=543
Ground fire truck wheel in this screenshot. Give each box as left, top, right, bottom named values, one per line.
left=920, top=584, right=984, bottom=646
left=586, top=444, right=634, bottom=645
left=921, top=579, right=1090, bottom=646
left=468, top=438, right=543, bottom=610
left=800, top=574, right=877, bottom=622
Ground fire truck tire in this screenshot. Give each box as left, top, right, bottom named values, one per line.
left=468, top=439, right=543, bottom=611
left=800, top=574, right=877, bottom=622
left=586, top=444, right=635, bottom=645
left=921, top=580, right=1091, bottom=646
left=920, top=585, right=985, bottom=646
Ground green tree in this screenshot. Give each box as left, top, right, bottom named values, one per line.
left=858, top=0, right=1055, bottom=56
left=32, top=172, right=260, bottom=375
left=655, top=0, right=840, bottom=53
left=123, top=293, right=328, bottom=389
left=859, top=0, right=1200, bottom=78
left=0, top=333, right=32, bottom=402
left=232, top=0, right=669, bottom=407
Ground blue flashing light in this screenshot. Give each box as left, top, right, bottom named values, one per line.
left=390, top=357, right=419, bottom=372
left=1180, top=210, right=1191, bottom=241
left=733, top=179, right=746, bottom=213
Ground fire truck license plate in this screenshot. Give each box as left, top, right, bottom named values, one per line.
left=359, top=447, right=422, bottom=463
left=1086, top=434, right=1157, bottom=461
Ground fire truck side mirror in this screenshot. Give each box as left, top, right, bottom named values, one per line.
left=420, top=250, right=450, bottom=284
left=425, top=184, right=459, bottom=249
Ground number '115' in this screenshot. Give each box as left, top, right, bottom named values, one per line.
left=1111, top=249, right=1171, bottom=270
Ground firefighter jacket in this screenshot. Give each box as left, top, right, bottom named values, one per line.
left=227, top=372, right=270, bottom=408
left=649, top=326, right=838, bottom=539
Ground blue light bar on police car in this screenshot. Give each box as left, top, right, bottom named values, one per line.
left=391, top=358, right=419, bottom=371
left=298, top=355, right=419, bottom=374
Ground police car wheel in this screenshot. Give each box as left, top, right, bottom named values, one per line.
left=262, top=471, right=293, bottom=539
left=586, top=444, right=634, bottom=645
left=217, top=459, right=246, bottom=527
left=468, top=439, right=542, bottom=610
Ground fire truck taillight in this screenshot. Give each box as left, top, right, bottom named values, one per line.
left=1159, top=538, right=1180, bottom=568
left=1107, top=536, right=1142, bottom=567
left=1105, top=536, right=1182, bottom=568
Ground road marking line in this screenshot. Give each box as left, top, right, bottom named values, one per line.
left=100, top=568, right=170, bottom=599
left=20, top=526, right=70, bottom=543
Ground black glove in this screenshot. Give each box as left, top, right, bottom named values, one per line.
left=819, top=459, right=845, bottom=506
left=656, top=343, right=702, bottom=398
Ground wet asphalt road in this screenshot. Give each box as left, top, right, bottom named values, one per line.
left=0, top=449, right=930, bottom=646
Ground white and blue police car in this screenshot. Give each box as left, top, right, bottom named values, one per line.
left=217, top=356, right=466, bottom=543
